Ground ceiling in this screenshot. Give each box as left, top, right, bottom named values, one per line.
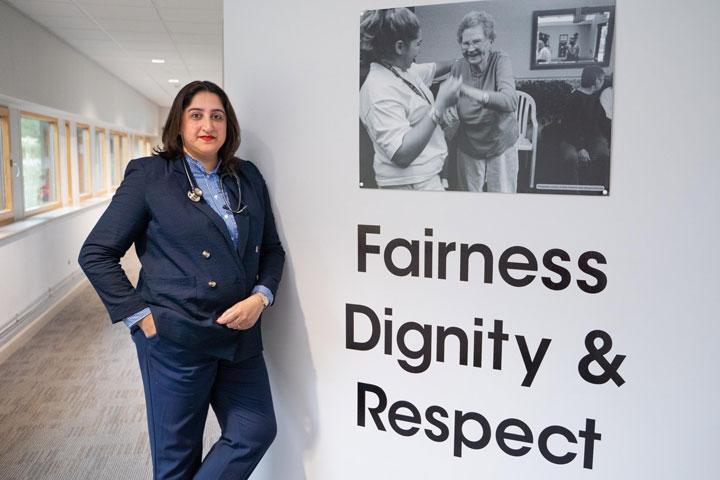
left=5, top=0, right=223, bottom=107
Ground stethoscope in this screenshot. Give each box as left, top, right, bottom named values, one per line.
left=182, top=157, right=248, bottom=215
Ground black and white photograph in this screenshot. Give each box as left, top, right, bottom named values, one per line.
left=359, top=0, right=616, bottom=195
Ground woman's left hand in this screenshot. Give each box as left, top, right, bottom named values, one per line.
left=216, top=294, right=265, bottom=330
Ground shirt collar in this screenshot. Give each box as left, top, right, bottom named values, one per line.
left=185, top=153, right=221, bottom=176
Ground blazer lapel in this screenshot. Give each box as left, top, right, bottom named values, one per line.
left=223, top=172, right=249, bottom=258
left=172, top=158, right=238, bottom=256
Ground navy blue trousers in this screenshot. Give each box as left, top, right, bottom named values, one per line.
left=132, top=329, right=276, bottom=480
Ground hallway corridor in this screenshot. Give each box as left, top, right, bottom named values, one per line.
left=0, top=254, right=219, bottom=479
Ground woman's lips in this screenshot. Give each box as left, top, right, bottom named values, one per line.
left=199, top=135, right=215, bottom=141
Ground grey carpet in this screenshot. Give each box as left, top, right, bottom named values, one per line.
left=0, top=255, right=220, bottom=479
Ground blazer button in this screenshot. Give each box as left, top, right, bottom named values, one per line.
left=208, top=280, right=217, bottom=288
left=202, top=250, right=211, bottom=258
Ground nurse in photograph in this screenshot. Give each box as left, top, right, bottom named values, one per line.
left=360, top=7, right=461, bottom=190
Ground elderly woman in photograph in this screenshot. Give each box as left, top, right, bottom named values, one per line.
left=360, top=8, right=461, bottom=191
left=452, top=11, right=519, bottom=193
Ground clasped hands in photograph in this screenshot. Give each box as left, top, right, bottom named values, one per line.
left=437, top=75, right=492, bottom=112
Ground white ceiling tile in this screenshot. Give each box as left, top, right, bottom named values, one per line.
left=120, top=40, right=175, bottom=51
left=132, top=56, right=184, bottom=66
left=7, top=1, right=83, bottom=17
left=6, top=0, right=72, bottom=3
left=165, top=21, right=219, bottom=34
left=176, top=45, right=221, bottom=57
left=77, top=46, right=128, bottom=58
left=105, top=31, right=171, bottom=42
left=51, top=27, right=110, bottom=40
left=170, top=33, right=220, bottom=45
left=180, top=49, right=220, bottom=59
left=156, top=8, right=220, bottom=23
left=96, top=19, right=164, bottom=32
left=78, top=4, right=158, bottom=21
left=124, top=48, right=177, bottom=59
left=76, top=0, right=151, bottom=6
left=189, top=71, right=221, bottom=80
left=152, top=0, right=220, bottom=9
left=32, top=14, right=94, bottom=29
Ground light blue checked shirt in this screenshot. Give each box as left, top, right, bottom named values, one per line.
left=124, top=154, right=274, bottom=328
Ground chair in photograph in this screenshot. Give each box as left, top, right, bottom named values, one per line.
left=516, top=90, right=538, bottom=189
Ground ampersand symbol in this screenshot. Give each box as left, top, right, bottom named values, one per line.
left=578, top=330, right=626, bottom=386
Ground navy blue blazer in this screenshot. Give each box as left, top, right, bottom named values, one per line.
left=78, top=155, right=285, bottom=360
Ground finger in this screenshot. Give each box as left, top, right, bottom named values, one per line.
left=216, top=310, right=236, bottom=324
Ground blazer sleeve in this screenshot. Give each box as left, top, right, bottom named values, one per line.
left=252, top=163, right=285, bottom=298
left=78, top=158, right=151, bottom=323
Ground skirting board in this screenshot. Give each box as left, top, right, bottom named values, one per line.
left=0, top=269, right=88, bottom=365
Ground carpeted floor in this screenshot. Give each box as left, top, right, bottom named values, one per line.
left=0, top=254, right=220, bottom=479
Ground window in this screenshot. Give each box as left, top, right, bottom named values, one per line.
left=93, top=127, right=107, bottom=195
left=20, top=112, right=61, bottom=214
left=120, top=133, right=130, bottom=173
left=133, top=135, right=142, bottom=159
left=147, top=137, right=155, bottom=156
left=64, top=121, right=73, bottom=202
left=132, top=134, right=154, bottom=159
left=76, top=124, right=91, bottom=200
left=0, top=106, right=12, bottom=224
left=109, top=130, right=122, bottom=188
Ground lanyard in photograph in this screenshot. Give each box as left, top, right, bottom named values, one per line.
left=379, top=61, right=431, bottom=105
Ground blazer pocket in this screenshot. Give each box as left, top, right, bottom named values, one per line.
left=142, top=274, right=198, bottom=312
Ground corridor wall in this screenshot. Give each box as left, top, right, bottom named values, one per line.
left=0, top=1, right=160, bottom=355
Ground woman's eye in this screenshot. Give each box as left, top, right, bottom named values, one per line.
left=190, top=113, right=202, bottom=120
left=212, top=113, right=225, bottom=121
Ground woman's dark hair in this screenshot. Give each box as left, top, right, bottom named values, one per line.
left=360, top=8, right=420, bottom=64
left=580, top=65, right=606, bottom=88
left=154, top=80, right=240, bottom=172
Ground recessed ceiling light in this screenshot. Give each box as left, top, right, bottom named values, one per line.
left=168, top=78, right=180, bottom=84
left=151, top=58, right=165, bottom=64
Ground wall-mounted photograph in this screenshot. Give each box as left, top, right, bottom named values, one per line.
left=359, top=0, right=616, bottom=195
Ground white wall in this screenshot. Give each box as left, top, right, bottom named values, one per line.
left=0, top=204, right=106, bottom=345
left=225, top=0, right=720, bottom=479
left=0, top=0, right=160, bottom=347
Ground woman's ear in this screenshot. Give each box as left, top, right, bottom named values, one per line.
left=394, top=39, right=406, bottom=56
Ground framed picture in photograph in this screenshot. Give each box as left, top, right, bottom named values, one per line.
left=359, top=0, right=616, bottom=196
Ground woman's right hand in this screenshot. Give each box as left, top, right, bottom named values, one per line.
left=435, top=76, right=462, bottom=112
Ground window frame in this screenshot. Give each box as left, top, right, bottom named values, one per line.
left=64, top=120, right=73, bottom=203
left=20, top=111, right=62, bottom=217
left=92, top=127, right=108, bottom=196
left=0, top=106, right=13, bottom=225
left=109, top=129, right=128, bottom=189
left=76, top=123, right=92, bottom=201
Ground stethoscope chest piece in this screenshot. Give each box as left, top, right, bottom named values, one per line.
left=187, top=187, right=203, bottom=203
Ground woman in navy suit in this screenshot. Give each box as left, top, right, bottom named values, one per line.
left=79, top=81, right=285, bottom=479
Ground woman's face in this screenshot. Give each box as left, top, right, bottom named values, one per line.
left=461, top=25, right=491, bottom=68
left=180, top=91, right=227, bottom=163
left=396, top=31, right=421, bottom=70
left=594, top=75, right=606, bottom=92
